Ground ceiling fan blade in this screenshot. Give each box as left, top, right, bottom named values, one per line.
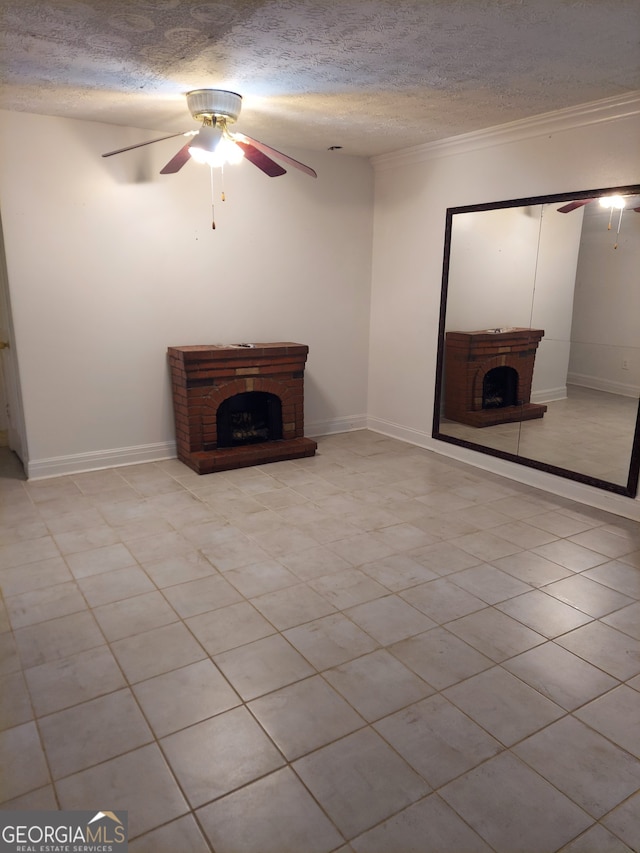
left=233, top=140, right=286, bottom=177
left=235, top=133, right=317, bottom=178
left=160, top=141, right=193, bottom=174
left=102, top=132, right=191, bottom=158
left=557, top=199, right=595, bottom=213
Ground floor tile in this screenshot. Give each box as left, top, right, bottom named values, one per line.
left=602, top=791, right=640, bottom=852
left=358, top=553, right=439, bottom=591
left=0, top=671, right=32, bottom=731
left=280, top=544, right=353, bottom=580
left=407, top=541, right=482, bottom=575
left=324, top=649, right=433, bottom=721
left=0, top=536, right=59, bottom=570
left=514, top=716, right=640, bottom=817
left=0, top=721, right=50, bottom=802
left=326, top=532, right=397, bottom=566
left=76, top=565, right=155, bottom=607
left=53, top=524, right=120, bottom=555
left=502, top=642, right=619, bottom=711
left=602, top=601, right=640, bottom=640
left=389, top=627, right=493, bottom=690
left=213, top=633, right=314, bottom=700
left=1, top=784, right=58, bottom=811
left=447, top=563, right=532, bottom=604
left=93, top=590, right=178, bottom=641
left=223, top=558, right=300, bottom=597
left=14, top=611, right=104, bottom=668
left=490, top=520, right=559, bottom=549
left=250, top=582, right=337, bottom=629
left=249, top=674, right=365, bottom=758
left=0, top=556, right=72, bottom=597
left=309, top=568, right=388, bottom=609
left=449, top=530, right=522, bottom=562
left=140, top=550, right=216, bottom=588
left=440, top=752, right=592, bottom=853
left=65, top=542, right=137, bottom=579
left=582, top=560, right=640, bottom=599
left=491, top=550, right=574, bottom=586
left=5, top=581, right=87, bottom=628
left=293, top=727, right=429, bottom=839
left=39, top=688, right=152, bottom=779
left=197, top=767, right=343, bottom=853
left=443, top=666, right=565, bottom=746
left=374, top=694, right=502, bottom=788
left=575, top=685, right=640, bottom=758
left=542, top=574, right=634, bottom=618
left=186, top=601, right=275, bottom=655
left=55, top=744, right=189, bottom=839
left=111, top=621, right=206, bottom=683
left=399, top=578, right=487, bottom=624
left=160, top=573, right=243, bottom=618
left=133, top=659, right=241, bottom=737
left=351, top=793, right=492, bottom=853
left=496, top=589, right=593, bottom=638
left=128, top=814, right=216, bottom=853
left=558, top=824, right=634, bottom=853
left=445, top=607, right=545, bottom=662
left=569, top=528, right=637, bottom=559
left=556, top=622, right=640, bottom=680
left=532, top=540, right=608, bottom=571
left=344, top=595, right=436, bottom=645
left=161, top=705, right=284, bottom=806
left=283, top=613, right=379, bottom=670
left=24, top=644, right=126, bottom=716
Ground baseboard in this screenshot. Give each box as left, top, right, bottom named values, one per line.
left=305, top=414, right=369, bottom=437
left=26, top=441, right=177, bottom=480
left=25, top=416, right=369, bottom=479
left=567, top=372, right=640, bottom=398
left=531, top=386, right=567, bottom=404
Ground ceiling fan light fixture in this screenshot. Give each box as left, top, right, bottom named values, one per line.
left=599, top=194, right=626, bottom=209
left=189, top=127, right=244, bottom=167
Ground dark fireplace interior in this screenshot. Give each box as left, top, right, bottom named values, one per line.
left=217, top=391, right=283, bottom=448
left=482, top=366, right=519, bottom=410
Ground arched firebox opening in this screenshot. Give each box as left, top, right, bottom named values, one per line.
left=217, top=391, right=283, bottom=448
left=482, top=366, right=519, bottom=410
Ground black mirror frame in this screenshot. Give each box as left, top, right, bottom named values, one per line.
left=432, top=184, right=640, bottom=498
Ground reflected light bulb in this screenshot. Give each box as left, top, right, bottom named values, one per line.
left=599, top=195, right=626, bottom=209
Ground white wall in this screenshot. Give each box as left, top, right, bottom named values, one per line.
left=368, top=102, right=640, bottom=516
left=568, top=202, right=640, bottom=395
left=0, top=110, right=374, bottom=476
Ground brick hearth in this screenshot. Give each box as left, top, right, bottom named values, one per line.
left=167, top=343, right=317, bottom=474
left=444, top=327, right=547, bottom=427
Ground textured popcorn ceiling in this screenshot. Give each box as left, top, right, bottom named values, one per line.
left=1, top=0, right=639, bottom=156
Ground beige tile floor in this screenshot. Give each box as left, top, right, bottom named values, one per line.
left=1, top=431, right=640, bottom=852
left=439, top=385, right=639, bottom=486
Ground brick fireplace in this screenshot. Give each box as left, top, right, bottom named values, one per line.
left=167, top=342, right=317, bottom=474
left=444, top=328, right=547, bottom=427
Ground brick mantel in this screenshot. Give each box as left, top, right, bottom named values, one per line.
left=167, top=343, right=317, bottom=474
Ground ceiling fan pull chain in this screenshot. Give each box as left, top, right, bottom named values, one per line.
left=221, top=163, right=226, bottom=202
left=210, top=165, right=216, bottom=229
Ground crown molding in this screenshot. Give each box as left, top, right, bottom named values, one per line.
left=371, top=91, right=640, bottom=171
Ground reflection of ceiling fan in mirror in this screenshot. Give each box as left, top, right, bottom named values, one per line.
left=102, top=89, right=317, bottom=180
left=557, top=196, right=640, bottom=213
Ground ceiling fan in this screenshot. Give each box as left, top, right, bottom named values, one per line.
left=102, top=89, right=317, bottom=180
left=557, top=197, right=640, bottom=213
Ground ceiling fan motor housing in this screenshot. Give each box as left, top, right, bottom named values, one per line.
left=187, top=89, right=242, bottom=123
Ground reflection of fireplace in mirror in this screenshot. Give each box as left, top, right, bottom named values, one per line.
left=444, top=328, right=548, bottom=427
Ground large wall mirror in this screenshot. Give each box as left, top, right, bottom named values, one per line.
left=433, top=184, right=640, bottom=498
